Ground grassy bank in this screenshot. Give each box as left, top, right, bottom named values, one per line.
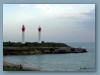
left=3, top=66, right=33, bottom=71
left=3, top=61, right=39, bottom=71
left=3, top=42, right=68, bottom=47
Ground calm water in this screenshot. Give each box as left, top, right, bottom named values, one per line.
left=3, top=42, right=95, bottom=71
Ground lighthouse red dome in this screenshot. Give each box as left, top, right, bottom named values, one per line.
left=38, top=26, right=41, bottom=32
left=22, top=25, right=25, bottom=32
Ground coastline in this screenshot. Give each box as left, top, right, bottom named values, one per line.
left=3, top=42, right=87, bottom=55
left=3, top=47, right=87, bottom=55
left=3, top=61, right=40, bottom=71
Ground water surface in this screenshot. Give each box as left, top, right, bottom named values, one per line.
left=3, top=42, right=95, bottom=71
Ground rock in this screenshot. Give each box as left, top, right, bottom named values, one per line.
left=3, top=46, right=87, bottom=55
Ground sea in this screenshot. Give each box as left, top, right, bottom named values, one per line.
left=3, top=42, right=95, bottom=71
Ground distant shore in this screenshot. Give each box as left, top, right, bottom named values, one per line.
left=3, top=42, right=87, bottom=55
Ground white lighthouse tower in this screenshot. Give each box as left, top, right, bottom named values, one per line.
left=38, top=26, right=42, bottom=43
left=22, top=25, right=25, bottom=44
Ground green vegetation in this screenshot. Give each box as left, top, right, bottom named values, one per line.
left=3, top=65, right=35, bottom=71
left=3, top=41, right=68, bottom=47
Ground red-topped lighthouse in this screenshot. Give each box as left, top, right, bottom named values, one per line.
left=22, top=25, right=25, bottom=44
left=38, top=26, right=42, bottom=43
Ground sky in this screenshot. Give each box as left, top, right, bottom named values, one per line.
left=3, top=4, right=95, bottom=43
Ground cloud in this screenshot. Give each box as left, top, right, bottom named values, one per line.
left=19, top=4, right=53, bottom=14
left=19, top=4, right=31, bottom=8
left=82, top=9, right=95, bottom=18
left=35, top=4, right=52, bottom=13
left=78, top=17, right=95, bottom=30
left=59, top=9, right=95, bottom=19
left=57, top=8, right=95, bottom=32
left=79, top=9, right=95, bottom=29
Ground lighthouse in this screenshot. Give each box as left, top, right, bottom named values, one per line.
left=22, top=25, right=25, bottom=44
left=38, top=26, right=42, bottom=43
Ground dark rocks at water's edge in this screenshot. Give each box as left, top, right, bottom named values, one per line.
left=3, top=61, right=39, bottom=71
left=3, top=42, right=87, bottom=55
left=55, top=47, right=87, bottom=54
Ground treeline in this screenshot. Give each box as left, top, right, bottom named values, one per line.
left=3, top=41, right=68, bottom=47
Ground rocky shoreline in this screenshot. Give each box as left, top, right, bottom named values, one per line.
left=3, top=47, right=87, bottom=55
left=3, top=42, right=87, bottom=55
left=3, top=61, right=40, bottom=71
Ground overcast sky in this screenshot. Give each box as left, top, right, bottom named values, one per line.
left=3, top=4, right=95, bottom=43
